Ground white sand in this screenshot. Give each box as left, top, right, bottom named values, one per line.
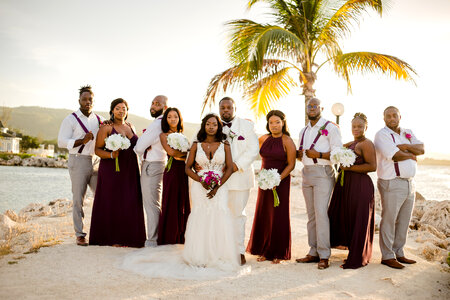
left=0, top=186, right=448, bottom=299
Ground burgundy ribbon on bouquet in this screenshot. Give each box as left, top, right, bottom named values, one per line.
left=72, top=112, right=102, bottom=153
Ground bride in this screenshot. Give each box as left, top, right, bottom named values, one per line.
left=121, top=113, right=244, bottom=279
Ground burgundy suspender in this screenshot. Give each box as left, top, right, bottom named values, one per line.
left=299, top=121, right=331, bottom=164
left=71, top=113, right=102, bottom=154
left=390, top=134, right=401, bottom=177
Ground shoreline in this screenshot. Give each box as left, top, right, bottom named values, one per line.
left=0, top=184, right=449, bottom=299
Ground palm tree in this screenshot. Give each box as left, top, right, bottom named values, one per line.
left=202, top=0, right=416, bottom=124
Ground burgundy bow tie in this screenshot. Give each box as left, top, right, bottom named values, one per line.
left=223, top=122, right=232, bottom=128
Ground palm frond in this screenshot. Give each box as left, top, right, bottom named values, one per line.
left=317, top=0, right=383, bottom=55
left=201, top=65, right=247, bottom=114
left=333, top=51, right=417, bottom=92
left=227, top=19, right=305, bottom=78
left=245, top=67, right=298, bottom=119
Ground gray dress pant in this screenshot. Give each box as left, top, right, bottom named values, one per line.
left=141, top=160, right=165, bottom=247
left=378, top=178, right=415, bottom=260
left=68, top=154, right=99, bottom=238
left=301, top=165, right=335, bottom=259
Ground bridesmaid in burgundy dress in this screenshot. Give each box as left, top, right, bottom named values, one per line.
left=247, top=110, right=296, bottom=264
left=157, top=107, right=190, bottom=245
left=328, top=113, right=377, bottom=269
left=89, top=98, right=146, bottom=247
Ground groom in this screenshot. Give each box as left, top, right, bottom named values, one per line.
left=135, top=95, right=168, bottom=247
left=219, top=97, right=259, bottom=265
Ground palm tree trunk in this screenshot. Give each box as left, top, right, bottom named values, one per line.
left=301, top=72, right=316, bottom=125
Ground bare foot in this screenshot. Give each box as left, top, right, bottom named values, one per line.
left=271, top=259, right=281, bottom=264
left=256, top=256, right=266, bottom=262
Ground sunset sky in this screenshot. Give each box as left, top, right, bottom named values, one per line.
left=1, top=0, right=449, bottom=157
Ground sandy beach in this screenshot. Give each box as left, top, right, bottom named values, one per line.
left=0, top=184, right=449, bottom=300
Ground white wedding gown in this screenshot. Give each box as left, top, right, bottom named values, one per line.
left=120, top=143, right=249, bottom=280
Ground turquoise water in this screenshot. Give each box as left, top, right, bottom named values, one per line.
left=1, top=164, right=449, bottom=214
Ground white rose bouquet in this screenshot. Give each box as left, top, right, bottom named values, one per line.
left=256, top=168, right=282, bottom=207
left=330, top=147, right=357, bottom=186
left=104, top=134, right=131, bottom=172
left=166, top=132, right=190, bottom=171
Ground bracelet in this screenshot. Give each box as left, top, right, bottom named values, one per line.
left=319, top=152, right=322, bottom=159
left=110, top=152, right=113, bottom=159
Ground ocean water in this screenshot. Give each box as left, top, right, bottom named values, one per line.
left=0, top=164, right=449, bottom=214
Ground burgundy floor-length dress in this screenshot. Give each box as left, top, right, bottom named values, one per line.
left=157, top=157, right=190, bottom=245
left=247, top=135, right=291, bottom=260
left=328, top=140, right=375, bottom=269
left=89, top=127, right=146, bottom=248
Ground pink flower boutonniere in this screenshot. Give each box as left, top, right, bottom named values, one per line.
left=318, top=123, right=329, bottom=136
left=405, top=133, right=412, bottom=142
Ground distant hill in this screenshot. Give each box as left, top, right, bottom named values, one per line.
left=0, top=106, right=200, bottom=141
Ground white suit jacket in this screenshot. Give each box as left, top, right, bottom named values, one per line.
left=223, top=117, right=259, bottom=190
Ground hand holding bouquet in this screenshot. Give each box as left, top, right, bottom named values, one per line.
left=256, top=168, right=282, bottom=207
left=166, top=132, right=190, bottom=171
left=105, top=134, right=131, bottom=172
left=330, top=147, right=356, bottom=186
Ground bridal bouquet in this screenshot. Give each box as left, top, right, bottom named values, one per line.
left=256, top=168, right=281, bottom=207
left=166, top=132, right=190, bottom=171
left=330, top=147, right=357, bottom=186
left=200, top=170, right=221, bottom=190
left=105, top=134, right=131, bottom=172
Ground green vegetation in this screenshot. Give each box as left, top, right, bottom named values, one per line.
left=0, top=153, right=34, bottom=160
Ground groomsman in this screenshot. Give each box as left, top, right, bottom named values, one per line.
left=374, top=106, right=424, bottom=269
left=135, top=95, right=168, bottom=247
left=219, top=97, right=259, bottom=265
left=58, top=85, right=104, bottom=246
left=296, top=98, right=342, bottom=269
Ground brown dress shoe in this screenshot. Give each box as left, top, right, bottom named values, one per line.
left=240, top=254, right=246, bottom=265
left=396, top=257, right=416, bottom=264
left=76, top=237, right=88, bottom=246
left=381, top=259, right=404, bottom=269
left=296, top=255, right=320, bottom=263
left=318, top=259, right=329, bottom=269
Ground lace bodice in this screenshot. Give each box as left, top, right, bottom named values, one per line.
left=196, top=143, right=225, bottom=176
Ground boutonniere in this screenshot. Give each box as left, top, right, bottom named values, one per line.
left=319, top=124, right=328, bottom=136
left=229, top=130, right=237, bottom=140
left=405, top=132, right=412, bottom=142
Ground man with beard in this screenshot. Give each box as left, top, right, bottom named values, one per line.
left=58, top=85, right=104, bottom=246
left=374, top=106, right=424, bottom=269
left=296, top=98, right=342, bottom=269
left=135, top=95, right=168, bottom=247
left=219, top=97, right=259, bottom=265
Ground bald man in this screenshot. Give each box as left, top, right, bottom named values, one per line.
left=135, top=95, right=168, bottom=247
left=296, top=98, right=342, bottom=269
left=374, top=106, right=424, bottom=269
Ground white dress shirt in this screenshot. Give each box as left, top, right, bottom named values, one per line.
left=374, top=126, right=423, bottom=180
left=134, top=116, right=166, bottom=162
left=298, top=117, right=342, bottom=166
left=57, top=109, right=104, bottom=156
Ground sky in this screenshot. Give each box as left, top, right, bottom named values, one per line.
left=1, top=0, right=450, bottom=158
